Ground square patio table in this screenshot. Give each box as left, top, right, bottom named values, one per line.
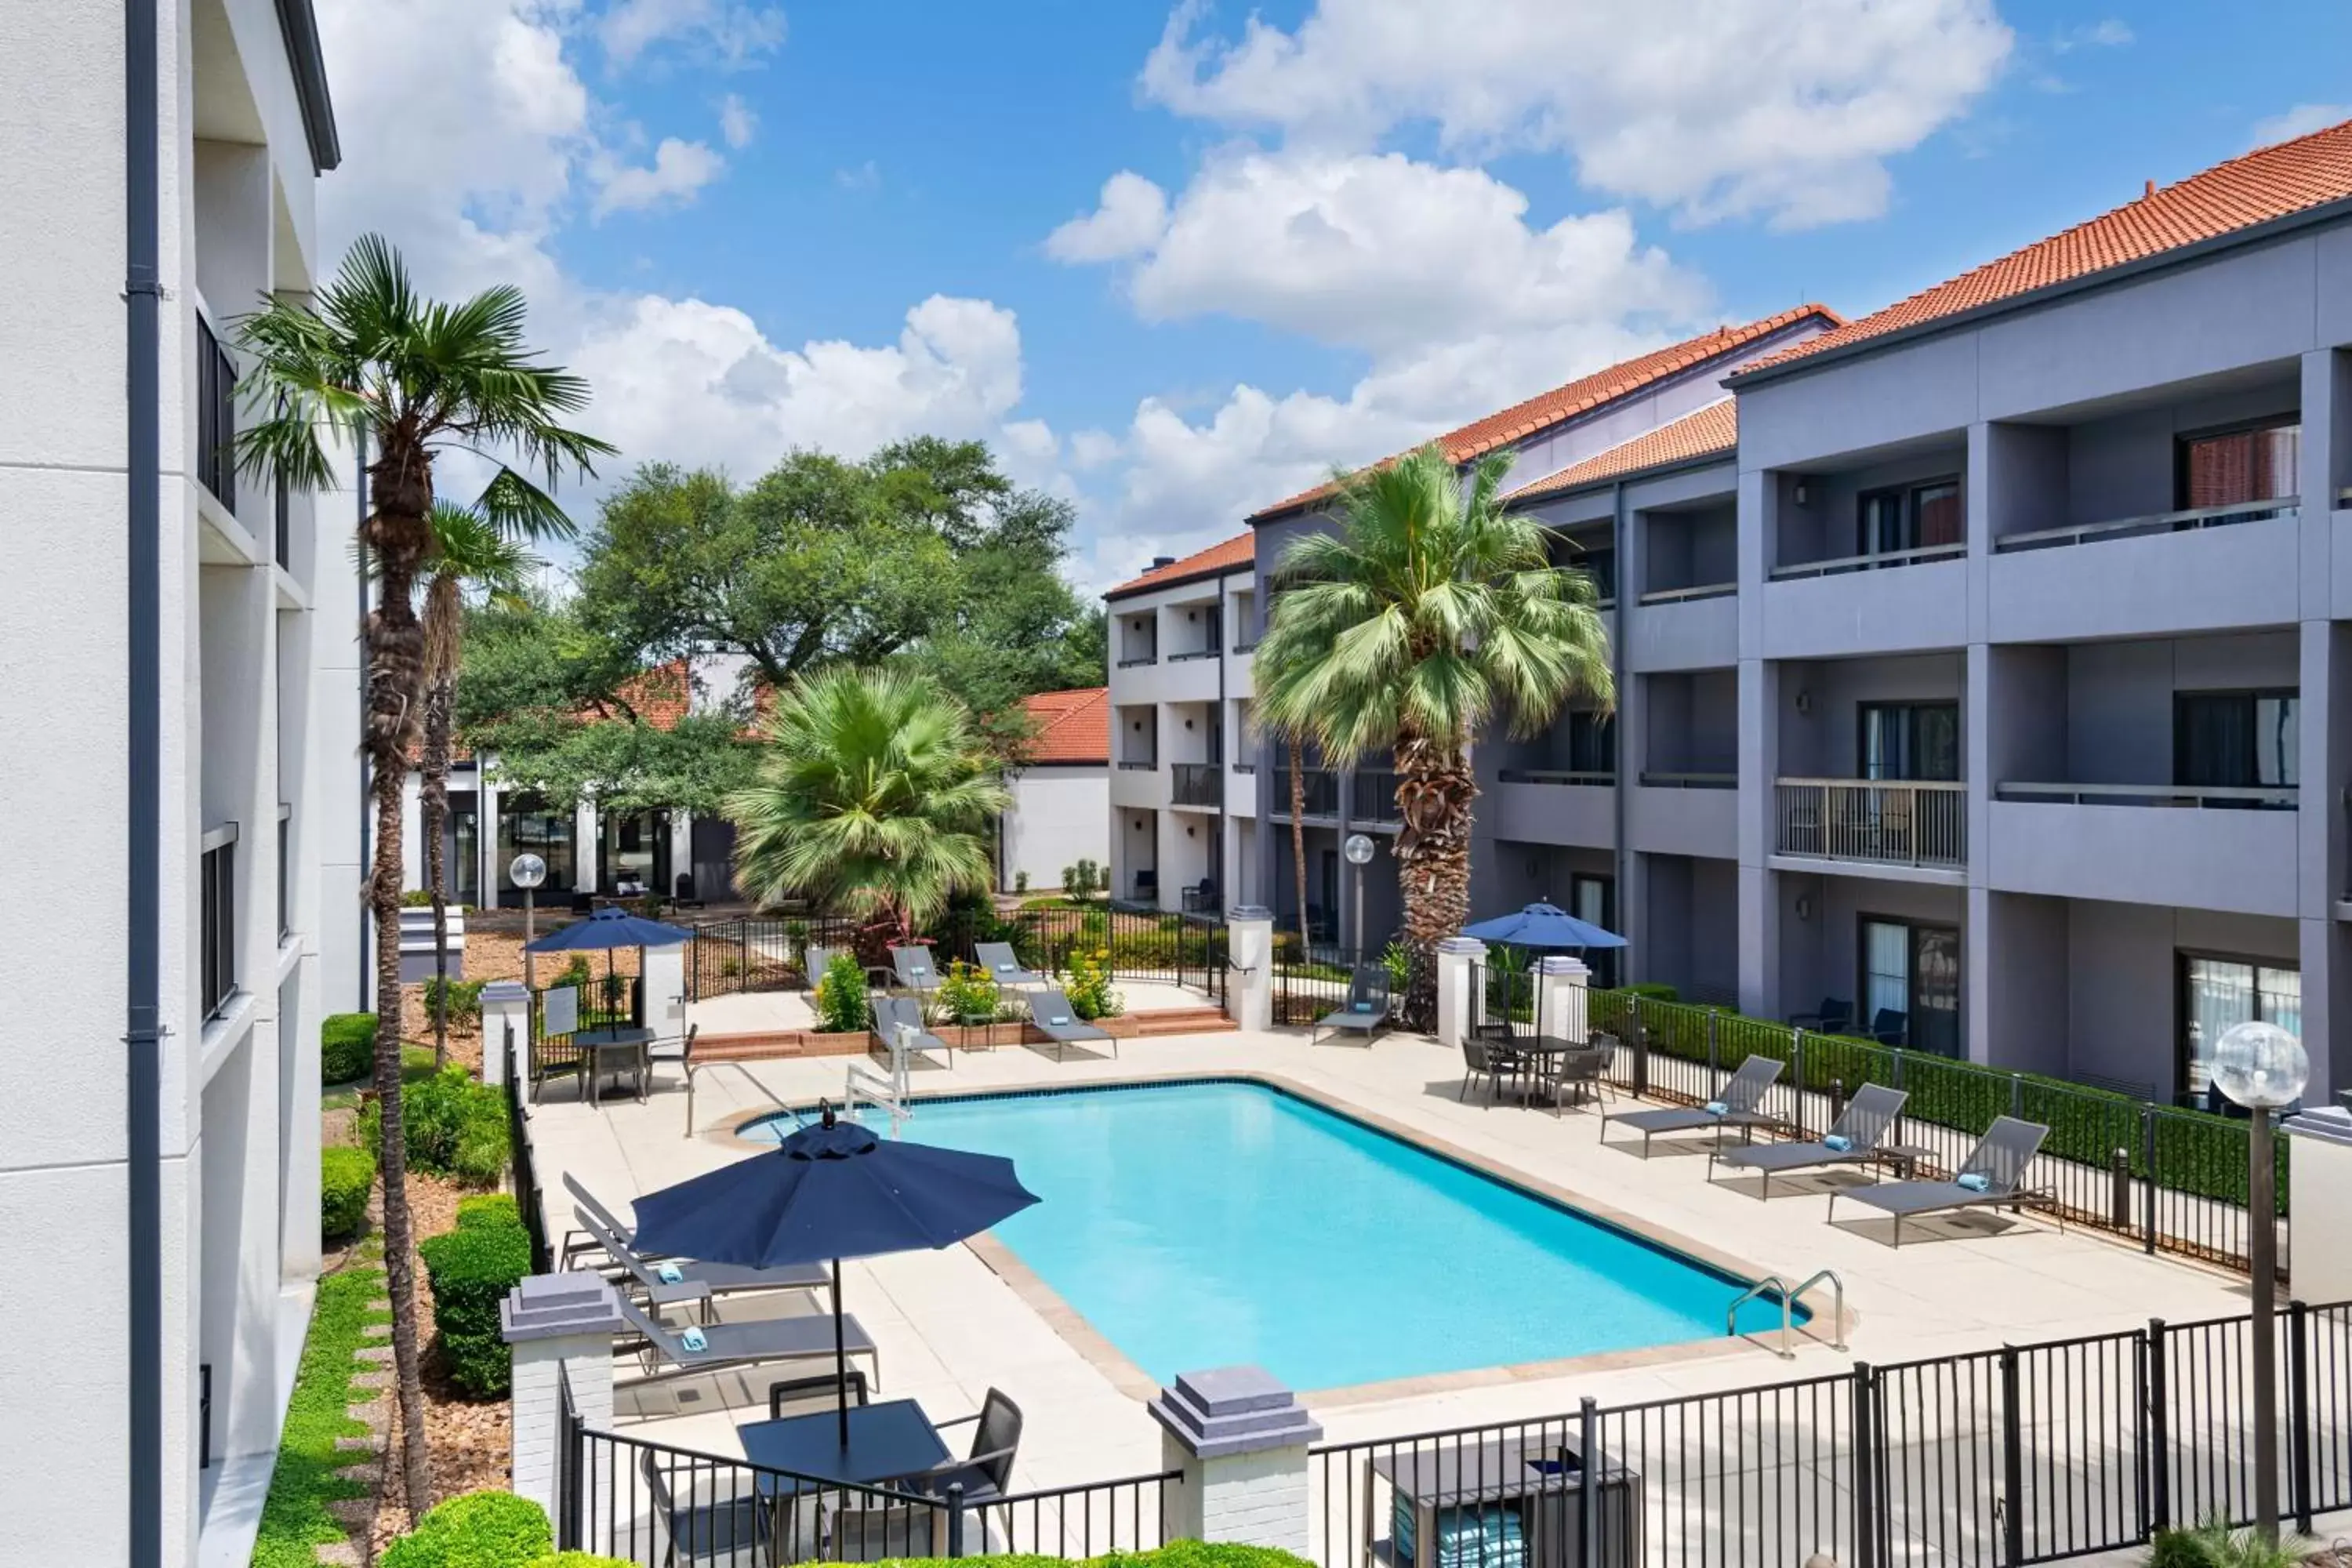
left=739, top=1399, right=950, bottom=1500
left=572, top=1025, right=653, bottom=1105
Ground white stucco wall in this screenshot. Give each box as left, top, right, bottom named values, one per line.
left=1000, top=765, right=1109, bottom=891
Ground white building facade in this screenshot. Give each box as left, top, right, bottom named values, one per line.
left=997, top=686, right=1109, bottom=893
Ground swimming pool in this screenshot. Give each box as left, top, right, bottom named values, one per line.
left=748, top=1080, right=1791, bottom=1391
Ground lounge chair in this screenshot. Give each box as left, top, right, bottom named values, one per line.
left=870, top=993, right=952, bottom=1067
left=615, top=1294, right=882, bottom=1391
left=1708, top=1083, right=1910, bottom=1199
left=888, top=944, right=941, bottom=1009
left=561, top=1174, right=826, bottom=1290
left=1788, top=996, right=1853, bottom=1034
left=1025, top=989, right=1116, bottom=1060
left=897, top=1388, right=1023, bottom=1505
left=1311, top=964, right=1392, bottom=1046
left=1600, top=1054, right=1784, bottom=1156
left=1828, top=1116, right=2053, bottom=1247
left=571, top=1196, right=829, bottom=1312
left=973, top=941, right=1046, bottom=989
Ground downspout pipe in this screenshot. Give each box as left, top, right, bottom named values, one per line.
left=124, top=0, right=165, bottom=1559
left=357, top=437, right=371, bottom=1009
left=1610, top=481, right=1629, bottom=981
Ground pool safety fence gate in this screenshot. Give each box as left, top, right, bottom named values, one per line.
left=1588, top=991, right=2285, bottom=1276
left=1309, top=1300, right=2352, bottom=1568
left=686, top=906, right=1227, bottom=1008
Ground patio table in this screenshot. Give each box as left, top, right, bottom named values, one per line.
left=573, top=1025, right=653, bottom=1105
left=739, top=1398, right=949, bottom=1498
left=1506, top=1037, right=1610, bottom=1117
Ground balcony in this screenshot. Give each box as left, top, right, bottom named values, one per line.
left=1272, top=767, right=1338, bottom=818
left=1490, top=770, right=1614, bottom=849
left=1117, top=757, right=1157, bottom=771
left=1350, top=769, right=1399, bottom=825
left=1990, top=783, right=2299, bottom=915
left=1628, top=772, right=1737, bottom=858
left=1769, top=541, right=1963, bottom=581
left=1171, top=762, right=1223, bottom=809
left=1496, top=768, right=1613, bottom=787
left=200, top=823, right=238, bottom=1020
left=1116, top=652, right=1159, bottom=669
left=1167, top=648, right=1218, bottom=663
left=1773, top=779, right=1965, bottom=872
left=1989, top=503, right=2302, bottom=641
left=197, top=315, right=236, bottom=510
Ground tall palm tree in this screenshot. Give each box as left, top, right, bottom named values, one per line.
left=420, top=501, right=545, bottom=1066
left=234, top=234, right=612, bottom=1515
left=1254, top=443, right=1612, bottom=1026
left=726, top=666, right=1009, bottom=944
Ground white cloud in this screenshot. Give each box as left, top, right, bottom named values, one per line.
left=2251, top=103, right=2351, bottom=151
left=593, top=137, right=727, bottom=217
left=718, top=93, right=757, bottom=149
left=2053, top=19, right=2132, bottom=51
left=600, top=0, right=786, bottom=69
left=1045, top=172, right=1171, bottom=262
left=1140, top=0, right=2012, bottom=229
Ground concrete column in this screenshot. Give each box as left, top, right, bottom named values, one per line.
left=575, top=799, right=601, bottom=893
left=480, top=980, right=531, bottom=1087
left=1149, top=1367, right=1321, bottom=1553
left=502, top=1273, right=627, bottom=1525
left=1436, top=937, right=1486, bottom=1048
left=1536, top=953, right=1590, bottom=1044
left=1226, top=906, right=1273, bottom=1032
left=644, top=944, right=687, bottom=1040
left=2285, top=1106, right=2352, bottom=1301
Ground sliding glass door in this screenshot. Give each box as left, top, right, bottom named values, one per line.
left=2179, top=956, right=2301, bottom=1109
left=1860, top=917, right=1961, bottom=1057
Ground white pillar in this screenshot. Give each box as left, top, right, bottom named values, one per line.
left=480, top=979, right=531, bottom=1088
left=1537, top=953, right=1591, bottom=1044
left=2286, top=1107, right=2352, bottom=1303
left=1227, top=906, right=1273, bottom=1032
left=644, top=943, right=688, bottom=1040
left=1149, top=1367, right=1320, bottom=1553
left=501, top=1273, right=627, bottom=1525
left=1436, top=937, right=1486, bottom=1049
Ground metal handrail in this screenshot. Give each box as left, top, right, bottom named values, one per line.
left=1995, top=496, right=2299, bottom=552
left=1727, top=1268, right=1847, bottom=1359
left=1167, top=648, right=1218, bottom=662
left=1497, top=768, right=1614, bottom=786
left=1997, top=780, right=2298, bottom=809
left=1637, top=581, right=1737, bottom=605
left=1769, top=541, right=1965, bottom=580
left=1777, top=775, right=1965, bottom=790
left=1639, top=770, right=1736, bottom=789
left=1116, top=654, right=1158, bottom=667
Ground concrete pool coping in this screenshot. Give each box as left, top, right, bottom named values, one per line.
left=709, top=1068, right=1859, bottom=1406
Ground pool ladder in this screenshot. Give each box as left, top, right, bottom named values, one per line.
left=1727, top=1269, right=1847, bottom=1360
left=844, top=1062, right=911, bottom=1138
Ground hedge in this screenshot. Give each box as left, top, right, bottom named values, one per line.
left=403, top=1066, right=513, bottom=1186
left=380, top=1491, right=551, bottom=1568
left=321, top=1012, right=378, bottom=1085
left=418, top=1206, right=534, bottom=1398
left=320, top=1145, right=375, bottom=1242
left=456, top=1192, right=521, bottom=1231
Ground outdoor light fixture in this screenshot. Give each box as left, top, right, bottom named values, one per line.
left=1794, top=895, right=1813, bottom=921
left=1795, top=690, right=1813, bottom=714
left=2213, top=1018, right=2309, bottom=1545
left=510, top=852, right=547, bottom=987
left=1345, top=833, right=1374, bottom=954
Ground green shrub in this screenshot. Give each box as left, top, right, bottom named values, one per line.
left=417, top=1211, right=533, bottom=1398
left=404, top=1066, right=512, bottom=1186
left=554, top=954, right=594, bottom=991
left=320, top=1146, right=375, bottom=1242
left=2146, top=1519, right=2307, bottom=1568
left=937, top=960, right=1001, bottom=1025
left=456, top=1192, right=520, bottom=1231
left=1014, top=870, right=1030, bottom=894
left=380, top=1490, right=552, bottom=1568
left=1064, top=946, right=1123, bottom=1019
left=815, top=951, right=871, bottom=1033
left=421, top=976, right=488, bottom=1025
left=1622, top=982, right=1678, bottom=1003
left=401, top=888, right=434, bottom=907
left=321, top=1013, right=378, bottom=1085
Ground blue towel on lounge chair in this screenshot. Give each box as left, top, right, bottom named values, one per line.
left=1049, top=1014, right=1070, bottom=1025
left=996, top=963, right=1016, bottom=973
left=1823, top=1134, right=1852, bottom=1152
left=1704, top=1100, right=1729, bottom=1116
left=678, top=1326, right=708, bottom=1352
left=1354, top=1001, right=1375, bottom=1013
left=1958, top=1172, right=1991, bottom=1192
left=655, top=1261, right=684, bottom=1283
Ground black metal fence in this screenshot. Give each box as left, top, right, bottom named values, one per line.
left=1310, top=1299, right=2352, bottom=1568
left=1588, top=991, right=2285, bottom=1276
left=502, top=1026, right=550, bottom=1272
left=1273, top=942, right=1376, bottom=1026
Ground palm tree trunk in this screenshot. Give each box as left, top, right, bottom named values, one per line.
left=1287, top=735, right=1309, bottom=950
left=365, top=443, right=436, bottom=1517
left=1392, top=729, right=1475, bottom=1030
left=422, top=672, right=452, bottom=1067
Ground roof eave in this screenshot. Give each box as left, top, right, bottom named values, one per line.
left=1102, top=557, right=1258, bottom=603
left=275, top=0, right=341, bottom=172
left=1504, top=446, right=1738, bottom=511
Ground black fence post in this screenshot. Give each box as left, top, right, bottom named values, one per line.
left=1632, top=1003, right=1650, bottom=1099
left=2000, top=1345, right=2025, bottom=1566
left=2141, top=1108, right=2160, bottom=1255
left=946, top=1480, right=967, bottom=1558
left=1706, top=1007, right=1719, bottom=1077
left=1792, top=1029, right=1809, bottom=1137
left=2290, top=1298, right=2314, bottom=1537
left=2009, top=1071, right=2024, bottom=1120
left=558, top=1409, right=581, bottom=1549
left=1851, top=1361, right=1878, bottom=1568
left=2147, top=1318, right=2171, bottom=1534
left=2111, top=1146, right=2133, bottom=1232
left=1831, top=1076, right=1848, bottom=1127
left=1577, top=1396, right=1601, bottom=1568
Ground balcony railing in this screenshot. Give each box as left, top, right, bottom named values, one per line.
left=1636, top=582, right=1737, bottom=605
left=1167, top=647, right=1218, bottom=663
left=1272, top=767, right=1338, bottom=818
left=1350, top=769, right=1398, bottom=823
left=1232, top=760, right=1255, bottom=775
left=1639, top=770, right=1736, bottom=789
left=1995, top=497, right=2299, bottom=554
left=1773, top=778, right=1965, bottom=869
left=1232, top=637, right=1259, bottom=653
left=1116, top=757, right=1157, bottom=771
left=197, top=315, right=236, bottom=510
left=1116, top=652, right=1158, bottom=668
left=1497, top=768, right=1613, bottom=786
left=1996, top=781, right=2298, bottom=811
left=201, top=822, right=238, bottom=1020
left=1171, top=762, right=1222, bottom=808
left=1769, top=541, right=1964, bottom=581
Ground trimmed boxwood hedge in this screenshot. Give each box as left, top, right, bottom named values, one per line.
left=321, top=1012, right=378, bottom=1085
left=320, top=1145, right=375, bottom=1242
left=418, top=1205, right=533, bottom=1397
left=380, top=1490, right=551, bottom=1568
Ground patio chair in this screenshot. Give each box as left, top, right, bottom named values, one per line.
left=1788, top=996, right=1853, bottom=1035
left=1599, top=1054, right=1784, bottom=1157
left=898, top=1388, right=1022, bottom=1506
left=1543, top=1044, right=1617, bottom=1111
left=1311, top=964, right=1392, bottom=1047
left=1708, top=1083, right=1910, bottom=1199
left=869, top=993, right=952, bottom=1068
left=1025, top=988, right=1116, bottom=1061
left=572, top=1198, right=829, bottom=1311
left=640, top=1445, right=771, bottom=1568
left=973, top=941, right=1047, bottom=989
left=825, top=1497, right=939, bottom=1562
left=768, top=1368, right=870, bottom=1421
left=1828, top=1115, right=2051, bottom=1247
left=1458, top=1034, right=1524, bottom=1104
left=614, top=1294, right=882, bottom=1392
left=645, top=1023, right=698, bottom=1095
left=1867, top=1007, right=1908, bottom=1045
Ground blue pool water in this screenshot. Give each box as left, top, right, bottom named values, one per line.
left=750, top=1080, right=1791, bottom=1391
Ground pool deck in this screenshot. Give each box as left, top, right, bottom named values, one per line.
left=524, top=1019, right=2252, bottom=1492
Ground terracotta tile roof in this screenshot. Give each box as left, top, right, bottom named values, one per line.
left=1247, top=307, right=1839, bottom=521
left=1753, top=114, right=2352, bottom=373
left=1505, top=400, right=1738, bottom=503
left=1019, top=686, right=1109, bottom=764
left=606, top=659, right=692, bottom=731
left=1105, top=531, right=1256, bottom=600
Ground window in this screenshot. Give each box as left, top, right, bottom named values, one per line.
left=1861, top=917, right=1961, bottom=1057
left=2180, top=956, right=2300, bottom=1108
left=1859, top=702, right=1959, bottom=782
left=1552, top=533, right=1614, bottom=603
left=2175, top=691, right=2297, bottom=792
left=1566, top=711, right=1616, bottom=776
left=1857, top=478, right=1962, bottom=559
left=2178, top=419, right=2299, bottom=512
left=498, top=798, right=576, bottom=900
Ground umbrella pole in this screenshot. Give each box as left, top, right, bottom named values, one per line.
left=833, top=1258, right=850, bottom=1450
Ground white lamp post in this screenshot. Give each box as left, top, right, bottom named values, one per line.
left=1343, top=833, right=1374, bottom=957
left=2210, top=1017, right=2309, bottom=1545
left=510, top=852, right=547, bottom=989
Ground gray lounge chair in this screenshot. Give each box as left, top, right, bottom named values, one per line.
left=615, top=1293, right=882, bottom=1390
left=1708, top=1083, right=1910, bottom=1199
left=1600, top=1054, right=1784, bottom=1156
left=974, top=941, right=1046, bottom=989
left=1312, top=964, right=1392, bottom=1046
left=562, top=1174, right=828, bottom=1292
left=888, top=943, right=940, bottom=998
left=1828, top=1116, right=2052, bottom=1247
left=870, top=993, right=952, bottom=1067
left=1026, top=988, right=1116, bottom=1060
left=572, top=1201, right=829, bottom=1312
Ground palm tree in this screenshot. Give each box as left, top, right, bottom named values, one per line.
left=234, top=234, right=612, bottom=1515
left=1254, top=443, right=1612, bottom=1026
left=726, top=666, right=1009, bottom=944
left=419, top=501, right=545, bottom=1066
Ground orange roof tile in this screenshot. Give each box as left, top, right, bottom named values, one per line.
left=1505, top=400, right=1737, bottom=504
left=1018, top=686, right=1109, bottom=764
left=1105, top=531, right=1256, bottom=600
left=1247, top=307, right=1838, bottom=521
left=1752, top=115, right=2352, bottom=373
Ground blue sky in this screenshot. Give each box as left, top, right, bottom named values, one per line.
left=318, top=1, right=2352, bottom=590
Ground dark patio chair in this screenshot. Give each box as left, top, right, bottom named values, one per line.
left=1459, top=1034, right=1523, bottom=1104
left=1867, top=1007, right=1909, bottom=1045
left=902, top=1388, right=1022, bottom=1505
left=641, top=1446, right=769, bottom=1568
left=1789, top=996, right=1853, bottom=1034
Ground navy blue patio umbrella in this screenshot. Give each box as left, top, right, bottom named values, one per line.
left=632, top=1105, right=1040, bottom=1443
left=1461, top=900, right=1629, bottom=951
left=524, top=905, right=693, bottom=1016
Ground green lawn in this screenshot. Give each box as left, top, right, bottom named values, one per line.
left=249, top=1262, right=387, bottom=1567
